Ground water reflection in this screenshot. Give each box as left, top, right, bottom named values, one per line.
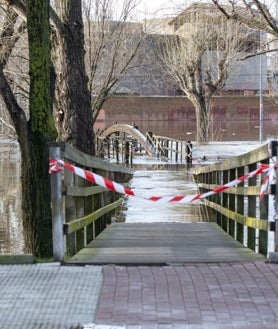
left=0, top=142, right=24, bottom=254
left=116, top=162, right=204, bottom=223
left=96, top=119, right=278, bottom=142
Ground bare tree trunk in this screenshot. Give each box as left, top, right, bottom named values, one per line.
left=52, top=0, right=94, bottom=155
left=22, top=132, right=53, bottom=256
left=25, top=0, right=57, bottom=257
left=83, top=0, right=142, bottom=125
left=0, top=0, right=56, bottom=257
left=0, top=0, right=95, bottom=154
left=0, top=1, right=94, bottom=254
left=190, top=95, right=210, bottom=144
left=0, top=69, right=54, bottom=257
left=157, top=5, right=252, bottom=144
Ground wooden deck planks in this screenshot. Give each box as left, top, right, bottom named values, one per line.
left=69, top=222, right=266, bottom=265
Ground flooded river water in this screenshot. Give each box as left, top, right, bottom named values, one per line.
left=1, top=118, right=277, bottom=254
left=0, top=141, right=23, bottom=254
left=0, top=146, right=204, bottom=254
left=115, top=162, right=203, bottom=224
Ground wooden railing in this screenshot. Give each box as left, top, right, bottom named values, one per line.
left=95, top=125, right=192, bottom=164
left=49, top=142, right=133, bottom=262
left=192, top=141, right=278, bottom=257
left=147, top=133, right=193, bottom=163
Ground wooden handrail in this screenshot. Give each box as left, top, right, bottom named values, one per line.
left=52, top=141, right=133, bottom=174
left=192, top=141, right=276, bottom=256
left=49, top=142, right=132, bottom=262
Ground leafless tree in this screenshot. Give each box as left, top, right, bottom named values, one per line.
left=157, top=3, right=255, bottom=143
left=0, top=5, right=28, bottom=136
left=0, top=0, right=142, bottom=256
left=211, top=0, right=278, bottom=98
left=0, top=0, right=57, bottom=257
left=0, top=0, right=143, bottom=148
left=83, top=0, right=142, bottom=124
left=211, top=0, right=278, bottom=38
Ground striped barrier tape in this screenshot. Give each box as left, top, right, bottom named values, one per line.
left=49, top=159, right=276, bottom=203
left=49, top=159, right=134, bottom=197
left=260, top=166, right=272, bottom=200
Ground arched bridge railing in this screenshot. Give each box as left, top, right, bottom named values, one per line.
left=96, top=124, right=193, bottom=163
left=192, top=140, right=278, bottom=259
left=97, top=124, right=157, bottom=157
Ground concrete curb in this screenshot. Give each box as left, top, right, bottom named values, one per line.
left=0, top=254, right=34, bottom=264
left=269, top=252, right=278, bottom=263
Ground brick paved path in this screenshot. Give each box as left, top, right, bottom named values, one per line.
left=95, top=262, right=278, bottom=329
left=1, top=262, right=278, bottom=329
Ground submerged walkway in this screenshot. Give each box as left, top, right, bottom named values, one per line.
left=70, top=222, right=265, bottom=265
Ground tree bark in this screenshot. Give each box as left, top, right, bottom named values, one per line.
left=189, top=94, right=210, bottom=144
left=22, top=0, right=56, bottom=257
left=0, top=0, right=94, bottom=255
left=52, top=0, right=94, bottom=155
left=0, top=70, right=54, bottom=257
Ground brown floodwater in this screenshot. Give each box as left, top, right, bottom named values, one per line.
left=95, top=119, right=278, bottom=142
left=1, top=119, right=277, bottom=254
left=0, top=141, right=23, bottom=254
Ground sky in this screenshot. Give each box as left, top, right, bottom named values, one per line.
left=135, top=0, right=277, bottom=19
left=114, top=0, right=185, bottom=21
left=113, top=0, right=278, bottom=23
left=134, top=0, right=188, bottom=19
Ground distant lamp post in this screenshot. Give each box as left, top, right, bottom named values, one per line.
left=259, top=30, right=264, bottom=143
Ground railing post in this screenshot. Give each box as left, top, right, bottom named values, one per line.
left=275, top=146, right=278, bottom=253
left=186, top=141, right=192, bottom=164
left=49, top=145, right=64, bottom=262
left=270, top=141, right=278, bottom=262
left=247, top=163, right=257, bottom=251
left=175, top=140, right=178, bottom=162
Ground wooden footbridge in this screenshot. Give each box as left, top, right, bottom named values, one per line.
left=69, top=222, right=265, bottom=265
left=49, top=137, right=278, bottom=265
left=96, top=123, right=193, bottom=163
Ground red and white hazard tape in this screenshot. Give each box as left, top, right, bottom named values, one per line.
left=49, top=159, right=135, bottom=196
left=260, top=165, right=272, bottom=200
left=49, top=159, right=275, bottom=203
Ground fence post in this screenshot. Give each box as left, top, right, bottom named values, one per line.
left=186, top=141, right=192, bottom=164
left=270, top=141, right=278, bottom=263
left=49, top=145, right=64, bottom=262
left=275, top=146, right=278, bottom=253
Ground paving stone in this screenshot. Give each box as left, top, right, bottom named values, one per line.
left=0, top=263, right=102, bottom=329
left=95, top=263, right=278, bottom=328
left=1, top=262, right=278, bottom=328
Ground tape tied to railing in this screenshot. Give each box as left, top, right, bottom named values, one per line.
left=49, top=159, right=276, bottom=203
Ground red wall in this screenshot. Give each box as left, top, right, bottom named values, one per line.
left=98, top=96, right=278, bottom=122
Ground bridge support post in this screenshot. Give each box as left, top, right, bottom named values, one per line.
left=186, top=141, right=193, bottom=164
left=125, top=142, right=130, bottom=164
left=49, top=145, right=65, bottom=262
left=275, top=146, right=278, bottom=253
left=270, top=141, right=278, bottom=263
